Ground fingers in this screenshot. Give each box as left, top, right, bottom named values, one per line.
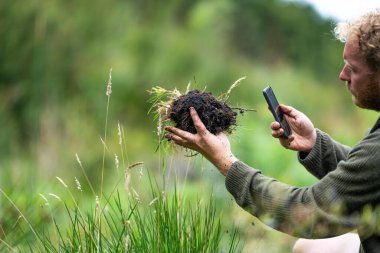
left=164, top=129, right=194, bottom=149
left=189, top=107, right=208, bottom=135
left=271, top=122, right=295, bottom=140
left=164, top=107, right=208, bottom=145
left=164, top=107, right=206, bottom=140
left=271, top=121, right=283, bottom=138
left=165, top=125, right=192, bottom=141
left=276, top=134, right=294, bottom=149
left=283, top=136, right=295, bottom=149
left=271, top=121, right=281, bottom=130
left=164, top=132, right=186, bottom=144
left=272, top=128, right=284, bottom=138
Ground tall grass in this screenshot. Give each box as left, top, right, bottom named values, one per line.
left=127, top=178, right=240, bottom=253
left=0, top=70, right=241, bottom=252
left=1, top=174, right=240, bottom=252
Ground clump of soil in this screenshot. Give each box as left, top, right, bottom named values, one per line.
left=168, top=90, right=237, bottom=134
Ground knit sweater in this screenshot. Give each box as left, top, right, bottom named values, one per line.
left=225, top=116, right=380, bottom=253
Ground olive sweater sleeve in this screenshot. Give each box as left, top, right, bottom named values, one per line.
left=225, top=118, right=380, bottom=239
left=297, top=129, right=352, bottom=179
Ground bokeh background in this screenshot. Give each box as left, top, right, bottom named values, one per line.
left=1, top=0, right=379, bottom=252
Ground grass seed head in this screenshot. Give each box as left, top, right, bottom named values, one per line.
left=39, top=194, right=49, bottom=206
left=75, top=177, right=82, bottom=192
left=106, top=68, right=112, bottom=97
left=48, top=193, right=61, bottom=201
left=56, top=177, right=68, bottom=188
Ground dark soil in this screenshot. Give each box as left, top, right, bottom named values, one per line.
left=168, top=90, right=237, bottom=134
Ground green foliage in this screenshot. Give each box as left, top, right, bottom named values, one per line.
left=0, top=0, right=349, bottom=162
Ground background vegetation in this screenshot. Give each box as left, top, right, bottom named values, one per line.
left=1, top=0, right=378, bottom=252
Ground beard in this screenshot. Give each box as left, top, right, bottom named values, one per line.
left=354, top=74, right=380, bottom=111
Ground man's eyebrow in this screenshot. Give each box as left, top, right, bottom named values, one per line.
left=344, top=59, right=354, bottom=68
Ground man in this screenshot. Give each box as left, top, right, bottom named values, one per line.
left=165, top=9, right=380, bottom=253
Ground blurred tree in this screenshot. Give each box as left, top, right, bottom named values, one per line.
left=228, top=0, right=342, bottom=81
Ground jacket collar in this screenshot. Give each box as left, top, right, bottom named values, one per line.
left=370, top=116, right=380, bottom=134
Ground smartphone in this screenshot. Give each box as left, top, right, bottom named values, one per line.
left=263, top=86, right=292, bottom=139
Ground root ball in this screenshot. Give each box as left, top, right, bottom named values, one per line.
left=168, top=90, right=237, bottom=134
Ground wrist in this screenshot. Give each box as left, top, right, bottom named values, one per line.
left=306, top=129, right=317, bottom=153
left=300, top=129, right=317, bottom=153
left=214, top=154, right=238, bottom=176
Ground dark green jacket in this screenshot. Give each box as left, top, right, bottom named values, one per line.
left=225, top=117, right=380, bottom=253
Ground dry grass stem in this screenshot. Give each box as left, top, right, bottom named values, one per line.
left=219, top=76, right=246, bottom=102
left=128, top=162, right=144, bottom=169
left=75, top=153, right=96, bottom=196
left=100, top=136, right=110, bottom=152
left=148, top=197, right=159, bottom=206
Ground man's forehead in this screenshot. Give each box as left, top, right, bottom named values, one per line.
left=344, top=36, right=364, bottom=61
left=345, top=37, right=361, bottom=53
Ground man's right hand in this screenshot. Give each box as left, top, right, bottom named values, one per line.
left=271, top=105, right=317, bottom=153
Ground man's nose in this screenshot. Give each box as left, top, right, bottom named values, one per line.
left=339, top=66, right=349, bottom=81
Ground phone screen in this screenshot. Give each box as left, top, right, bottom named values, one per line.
left=263, top=86, right=292, bottom=138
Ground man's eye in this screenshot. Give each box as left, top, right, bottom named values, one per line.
left=346, top=64, right=355, bottom=73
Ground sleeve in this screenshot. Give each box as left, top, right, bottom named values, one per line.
left=225, top=130, right=380, bottom=239
left=298, top=129, right=352, bottom=179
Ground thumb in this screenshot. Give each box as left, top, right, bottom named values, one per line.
left=279, top=104, right=298, bottom=117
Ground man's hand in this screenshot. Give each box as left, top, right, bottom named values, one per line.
left=165, top=107, right=237, bottom=176
left=271, top=105, right=317, bottom=153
